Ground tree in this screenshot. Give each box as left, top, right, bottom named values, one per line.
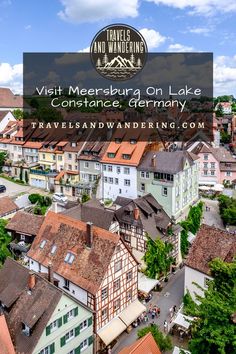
left=0, top=219, right=11, bottom=266
left=216, top=103, right=224, bottom=117
left=0, top=151, right=7, bottom=172
left=33, top=107, right=63, bottom=122
left=81, top=193, right=90, bottom=203
left=220, top=131, right=231, bottom=144
left=30, top=98, right=39, bottom=109
left=136, top=58, right=142, bottom=67
left=102, top=54, right=109, bottom=65
left=130, top=54, right=135, bottom=65
left=137, top=324, right=172, bottom=352
left=218, top=195, right=236, bottom=226
left=96, top=58, right=101, bottom=67
left=189, top=259, right=236, bottom=354
left=25, top=170, right=29, bottom=184
left=12, top=109, right=23, bottom=120
left=19, top=167, right=23, bottom=181
left=143, top=237, right=174, bottom=279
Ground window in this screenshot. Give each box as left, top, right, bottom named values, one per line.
left=109, top=177, right=113, bottom=184
left=108, top=165, right=113, bottom=172
left=117, top=166, right=121, bottom=174
left=130, top=139, right=137, bottom=144
left=58, top=155, right=62, bottom=161
left=49, top=319, right=60, bottom=332
left=141, top=183, right=145, bottom=192
left=101, top=287, right=108, bottom=300
left=71, top=142, right=76, bottom=147
left=140, top=171, right=145, bottom=178
left=64, top=252, right=75, bottom=265
left=122, top=154, right=131, bottom=160
left=204, top=154, right=208, bottom=160
left=115, top=178, right=118, bottom=184
left=114, top=260, right=122, bottom=272
left=211, top=171, right=215, bottom=176
left=204, top=170, right=208, bottom=176
left=113, top=278, right=121, bottom=291
left=64, top=279, right=70, bottom=290
left=176, top=186, right=179, bottom=196
left=22, top=323, right=30, bottom=336
left=20, top=234, right=25, bottom=241
left=103, top=164, right=107, bottom=171
left=52, top=155, right=56, bottom=161
left=203, top=162, right=208, bottom=168
left=84, top=161, right=89, bottom=168
left=39, top=344, right=55, bottom=354
left=119, top=188, right=122, bottom=194
left=226, top=171, right=231, bottom=176
left=210, top=162, right=215, bottom=169
left=127, top=290, right=132, bottom=301
left=107, top=153, right=115, bottom=158
left=51, top=245, right=57, bottom=254
left=95, top=163, right=100, bottom=170
left=114, top=298, right=120, bottom=311
left=124, top=234, right=131, bottom=243
left=162, top=187, right=168, bottom=196
left=79, top=319, right=88, bottom=332
left=204, top=277, right=211, bottom=288
left=124, top=179, right=130, bottom=186
left=145, top=172, right=149, bottom=178
left=101, top=307, right=108, bottom=320
left=65, top=307, right=78, bottom=322
left=65, top=329, right=74, bottom=343
left=124, top=167, right=130, bottom=174
left=80, top=338, right=88, bottom=351
left=40, top=240, right=47, bottom=249
left=68, top=153, right=72, bottom=159
left=126, top=271, right=132, bottom=282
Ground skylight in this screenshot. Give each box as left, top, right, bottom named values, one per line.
left=40, top=240, right=47, bottom=249
left=51, top=245, right=57, bottom=254
left=64, top=252, right=75, bottom=265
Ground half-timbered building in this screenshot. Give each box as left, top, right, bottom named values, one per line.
left=27, top=211, right=145, bottom=352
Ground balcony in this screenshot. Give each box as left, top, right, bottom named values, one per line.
left=30, top=168, right=50, bottom=175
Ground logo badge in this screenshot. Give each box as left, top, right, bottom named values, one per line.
left=90, top=24, right=147, bottom=81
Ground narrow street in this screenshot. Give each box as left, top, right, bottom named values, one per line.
left=201, top=198, right=225, bottom=230
left=113, top=267, right=185, bottom=353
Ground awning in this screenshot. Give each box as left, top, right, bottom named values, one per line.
left=171, top=313, right=193, bottom=330
left=97, top=317, right=126, bottom=346
left=118, top=299, right=146, bottom=327
left=138, top=272, right=160, bottom=294
left=132, top=249, right=146, bottom=269
left=172, top=347, right=191, bottom=354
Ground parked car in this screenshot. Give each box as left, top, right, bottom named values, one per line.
left=0, top=185, right=6, bottom=193
left=52, top=193, right=68, bottom=203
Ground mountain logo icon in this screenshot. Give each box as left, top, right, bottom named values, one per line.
left=90, top=24, right=147, bottom=81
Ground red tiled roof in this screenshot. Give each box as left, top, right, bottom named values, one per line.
left=119, top=332, right=161, bottom=354
left=185, top=224, right=236, bottom=275
left=0, top=197, right=18, bottom=216
left=0, top=88, right=22, bottom=108
left=0, top=314, right=15, bottom=354
left=6, top=211, right=44, bottom=236
left=28, top=211, right=120, bottom=295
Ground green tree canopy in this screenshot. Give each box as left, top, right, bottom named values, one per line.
left=143, top=236, right=174, bottom=279
left=0, top=151, right=7, bottom=172
left=218, top=195, right=236, bottom=226
left=0, top=219, right=11, bottom=266
left=137, top=324, right=172, bottom=352
left=189, top=258, right=236, bottom=354
left=12, top=109, right=23, bottom=120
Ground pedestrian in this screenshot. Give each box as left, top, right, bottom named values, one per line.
left=108, top=345, right=112, bottom=354
left=144, top=313, right=148, bottom=322
left=173, top=305, right=177, bottom=313
left=151, top=310, right=155, bottom=320
left=164, top=320, right=168, bottom=333
left=169, top=306, right=173, bottom=318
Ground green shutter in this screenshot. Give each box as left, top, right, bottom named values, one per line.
left=89, top=335, right=94, bottom=346
left=60, top=336, right=66, bottom=347
left=46, top=325, right=51, bottom=336
left=58, top=317, right=62, bottom=328
left=74, top=307, right=78, bottom=317
left=75, top=346, right=81, bottom=354
left=88, top=316, right=93, bottom=327
left=50, top=343, right=55, bottom=354
left=75, top=325, right=80, bottom=337
left=63, top=314, right=68, bottom=324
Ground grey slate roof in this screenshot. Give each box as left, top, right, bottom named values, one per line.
left=138, top=151, right=198, bottom=174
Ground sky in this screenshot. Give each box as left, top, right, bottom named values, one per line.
left=0, top=0, right=236, bottom=96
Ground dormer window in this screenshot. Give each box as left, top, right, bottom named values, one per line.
left=40, top=240, right=47, bottom=249
left=51, top=245, right=57, bottom=255
left=130, top=139, right=137, bottom=144
left=107, top=152, right=115, bottom=158
left=115, top=138, right=121, bottom=144
left=71, top=142, right=76, bottom=147
left=122, top=154, right=131, bottom=160
left=64, top=252, right=75, bottom=265
left=22, top=323, right=31, bottom=336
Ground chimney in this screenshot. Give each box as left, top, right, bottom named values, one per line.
left=28, top=272, right=36, bottom=291
left=86, top=222, right=93, bottom=248
left=151, top=154, right=156, bottom=168
left=134, top=206, right=140, bottom=220
left=48, top=262, right=54, bottom=284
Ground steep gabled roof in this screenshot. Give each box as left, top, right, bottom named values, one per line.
left=0, top=197, right=18, bottom=216
left=185, top=224, right=236, bottom=275
left=0, top=314, right=15, bottom=354
left=118, top=332, right=161, bottom=354
left=6, top=211, right=44, bottom=236
left=28, top=211, right=121, bottom=295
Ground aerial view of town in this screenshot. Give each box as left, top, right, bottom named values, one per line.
left=0, top=1, right=235, bottom=354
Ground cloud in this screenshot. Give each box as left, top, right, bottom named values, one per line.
left=189, top=27, right=212, bottom=35
left=168, top=43, right=194, bottom=52
left=78, top=47, right=90, bottom=53
left=0, top=63, right=22, bottom=94
left=146, top=0, right=236, bottom=16
left=214, top=55, right=236, bottom=96
left=139, top=28, right=166, bottom=49
left=24, top=24, right=31, bottom=30
left=58, top=0, right=139, bottom=23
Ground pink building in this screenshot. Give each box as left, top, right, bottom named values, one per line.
left=194, top=144, right=236, bottom=185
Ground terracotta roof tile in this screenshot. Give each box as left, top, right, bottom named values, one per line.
left=28, top=211, right=120, bottom=295
left=0, top=314, right=15, bottom=354
left=119, top=332, right=161, bottom=354
left=6, top=211, right=44, bottom=236
left=0, top=88, right=22, bottom=108
left=0, top=197, right=18, bottom=217
left=185, top=224, right=236, bottom=275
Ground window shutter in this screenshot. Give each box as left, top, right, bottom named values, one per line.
left=88, top=316, right=93, bottom=327
left=75, top=325, right=80, bottom=337
left=58, top=317, right=62, bottom=328
left=74, top=307, right=78, bottom=317
left=50, top=343, right=55, bottom=354
left=75, top=346, right=81, bottom=354
left=63, top=314, right=68, bottom=324
left=89, top=335, right=94, bottom=346
left=46, top=325, right=51, bottom=336
left=60, top=336, right=66, bottom=347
